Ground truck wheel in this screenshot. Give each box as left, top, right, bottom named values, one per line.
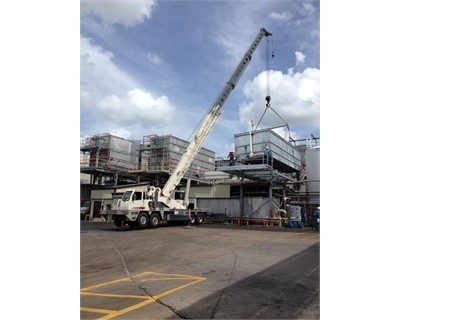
left=149, top=213, right=160, bottom=228
left=113, top=218, right=124, bottom=228
left=137, top=212, right=149, bottom=229
left=195, top=212, right=204, bottom=224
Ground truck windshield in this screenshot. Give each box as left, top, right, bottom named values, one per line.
left=81, top=201, right=90, bottom=207
left=122, top=191, right=133, bottom=201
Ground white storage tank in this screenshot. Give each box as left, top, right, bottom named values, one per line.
left=305, top=146, right=320, bottom=203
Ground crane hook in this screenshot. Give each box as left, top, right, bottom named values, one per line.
left=265, top=95, right=271, bottom=107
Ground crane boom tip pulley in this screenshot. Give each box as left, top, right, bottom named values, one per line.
left=261, top=28, right=272, bottom=36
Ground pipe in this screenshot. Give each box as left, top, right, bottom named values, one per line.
left=292, top=179, right=320, bottom=184
left=249, top=120, right=254, bottom=157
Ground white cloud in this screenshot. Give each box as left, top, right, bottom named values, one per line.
left=80, top=37, right=175, bottom=136
left=109, top=128, right=133, bottom=140
left=239, top=67, right=319, bottom=130
left=81, top=0, right=157, bottom=27
left=272, top=127, right=301, bottom=142
left=97, top=89, right=174, bottom=125
left=146, top=53, right=162, bottom=65
left=299, top=1, right=316, bottom=16
left=208, top=1, right=277, bottom=69
left=295, top=51, right=306, bottom=67
left=80, top=37, right=137, bottom=104
left=268, top=11, right=293, bottom=23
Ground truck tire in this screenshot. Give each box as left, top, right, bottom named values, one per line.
left=195, top=212, right=204, bottom=224
left=113, top=217, right=124, bottom=228
left=149, top=213, right=160, bottom=228
left=189, top=214, right=196, bottom=225
left=137, top=212, right=149, bottom=229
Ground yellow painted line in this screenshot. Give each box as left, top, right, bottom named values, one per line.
left=80, top=307, right=112, bottom=314
left=141, top=276, right=201, bottom=281
left=81, top=292, right=148, bottom=299
left=81, top=276, right=132, bottom=292
left=81, top=271, right=205, bottom=292
left=81, top=271, right=206, bottom=320
left=98, top=296, right=158, bottom=320
left=153, top=277, right=205, bottom=299
left=147, top=271, right=204, bottom=278
left=98, top=277, right=206, bottom=320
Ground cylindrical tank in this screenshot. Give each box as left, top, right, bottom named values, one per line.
left=305, top=146, right=320, bottom=204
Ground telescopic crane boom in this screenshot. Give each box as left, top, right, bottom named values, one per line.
left=150, top=28, right=272, bottom=209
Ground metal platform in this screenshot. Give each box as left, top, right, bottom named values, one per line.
left=219, top=163, right=297, bottom=184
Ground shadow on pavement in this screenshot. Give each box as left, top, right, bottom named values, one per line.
left=177, top=242, right=320, bottom=319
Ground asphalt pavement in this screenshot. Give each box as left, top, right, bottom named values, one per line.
left=80, top=220, right=320, bottom=319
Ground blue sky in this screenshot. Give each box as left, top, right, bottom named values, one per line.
left=80, top=0, right=320, bottom=158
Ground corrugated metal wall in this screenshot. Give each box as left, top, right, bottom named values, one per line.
left=198, top=198, right=240, bottom=216
left=305, top=146, right=320, bottom=205
left=84, top=133, right=215, bottom=175
left=91, top=189, right=114, bottom=200
left=188, top=185, right=230, bottom=198
left=86, top=134, right=140, bottom=171
left=234, top=129, right=301, bottom=171
left=198, top=197, right=272, bottom=218
left=142, top=134, right=215, bottom=177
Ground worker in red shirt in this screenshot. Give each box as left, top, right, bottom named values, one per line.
left=228, top=151, right=235, bottom=166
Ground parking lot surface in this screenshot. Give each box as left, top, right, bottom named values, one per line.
left=81, top=221, right=320, bottom=319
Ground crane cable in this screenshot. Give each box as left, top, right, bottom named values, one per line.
left=255, top=36, right=273, bottom=130
left=189, top=35, right=275, bottom=143
left=266, top=35, right=273, bottom=99
left=254, top=36, right=293, bottom=141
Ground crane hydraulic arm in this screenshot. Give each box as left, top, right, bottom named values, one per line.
left=149, top=27, right=272, bottom=209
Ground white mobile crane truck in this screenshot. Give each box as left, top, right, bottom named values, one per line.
left=108, top=27, right=272, bottom=229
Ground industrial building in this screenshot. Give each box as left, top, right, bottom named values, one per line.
left=80, top=129, right=320, bottom=224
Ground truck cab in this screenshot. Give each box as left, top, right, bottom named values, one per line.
left=115, top=189, right=147, bottom=215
